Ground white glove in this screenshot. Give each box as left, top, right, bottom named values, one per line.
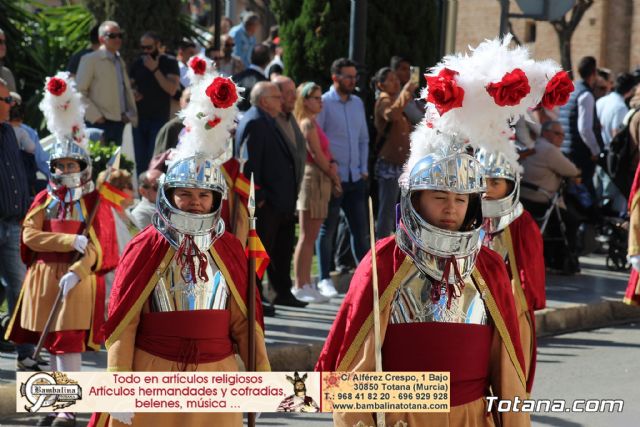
left=110, top=412, right=134, bottom=425
left=73, top=235, right=88, bottom=254
left=59, top=272, right=80, bottom=297
left=629, top=255, right=640, bottom=272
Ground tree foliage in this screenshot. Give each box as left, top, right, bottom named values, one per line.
left=1, top=0, right=95, bottom=130
left=551, top=0, right=594, bottom=72
left=83, top=0, right=206, bottom=61
left=271, top=0, right=439, bottom=90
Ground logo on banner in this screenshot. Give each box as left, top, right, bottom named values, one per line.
left=20, top=372, right=82, bottom=412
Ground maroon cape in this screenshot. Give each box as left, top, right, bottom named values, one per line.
left=102, top=225, right=264, bottom=346
left=625, top=164, right=640, bottom=305
left=315, top=236, right=526, bottom=386
left=20, top=189, right=118, bottom=274
left=510, top=211, right=546, bottom=311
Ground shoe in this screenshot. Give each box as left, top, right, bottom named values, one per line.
left=51, top=413, right=76, bottom=427
left=17, top=356, right=42, bottom=371
left=317, top=278, right=339, bottom=298
left=36, top=413, right=56, bottom=426
left=273, top=293, right=309, bottom=307
left=292, top=284, right=330, bottom=303
left=0, top=338, right=15, bottom=353
left=262, top=303, right=276, bottom=317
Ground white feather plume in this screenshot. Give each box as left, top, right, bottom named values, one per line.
left=172, top=60, right=242, bottom=165
left=406, top=35, right=562, bottom=175
left=38, top=71, right=87, bottom=147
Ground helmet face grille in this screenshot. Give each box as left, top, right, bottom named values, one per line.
left=154, top=154, right=227, bottom=244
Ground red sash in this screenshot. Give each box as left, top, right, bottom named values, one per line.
left=135, top=310, right=233, bottom=369
left=382, top=322, right=492, bottom=406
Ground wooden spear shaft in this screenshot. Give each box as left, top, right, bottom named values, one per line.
left=368, top=197, right=385, bottom=427
left=247, top=174, right=257, bottom=427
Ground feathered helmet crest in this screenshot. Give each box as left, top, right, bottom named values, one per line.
left=404, top=34, right=573, bottom=178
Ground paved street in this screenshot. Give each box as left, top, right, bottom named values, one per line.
left=0, top=253, right=639, bottom=426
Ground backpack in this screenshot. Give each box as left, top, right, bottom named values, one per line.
left=606, top=108, right=639, bottom=197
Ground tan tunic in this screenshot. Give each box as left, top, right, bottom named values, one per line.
left=20, top=208, right=98, bottom=333
left=107, top=294, right=270, bottom=426
left=333, top=279, right=531, bottom=427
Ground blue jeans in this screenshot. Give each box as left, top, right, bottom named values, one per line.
left=133, top=118, right=166, bottom=172
left=376, top=177, right=400, bottom=238
left=0, top=219, right=33, bottom=358
left=315, top=180, right=369, bottom=280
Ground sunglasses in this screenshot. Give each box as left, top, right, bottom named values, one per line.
left=0, top=39, right=5, bottom=45
left=143, top=184, right=159, bottom=191
left=140, top=45, right=154, bottom=51
left=338, top=74, right=360, bottom=82
left=1, top=96, right=14, bottom=104
left=105, top=33, right=123, bottom=39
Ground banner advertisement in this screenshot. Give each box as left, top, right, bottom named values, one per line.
left=16, top=371, right=450, bottom=414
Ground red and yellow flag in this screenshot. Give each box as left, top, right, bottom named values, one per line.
left=247, top=228, right=270, bottom=279
left=99, top=182, right=129, bottom=212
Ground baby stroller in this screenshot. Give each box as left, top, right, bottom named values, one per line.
left=520, top=181, right=580, bottom=274
left=597, top=216, right=629, bottom=271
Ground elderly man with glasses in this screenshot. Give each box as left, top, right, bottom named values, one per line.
left=129, top=169, right=163, bottom=230
left=76, top=20, right=138, bottom=146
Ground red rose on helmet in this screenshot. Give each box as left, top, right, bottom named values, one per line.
left=189, top=56, right=207, bottom=75
left=47, top=77, right=67, bottom=96
left=486, top=68, right=531, bottom=106
left=425, top=68, right=464, bottom=115
left=541, top=71, right=574, bottom=110
left=205, top=77, right=238, bottom=109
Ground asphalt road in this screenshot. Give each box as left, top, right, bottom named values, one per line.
left=1, top=323, right=638, bottom=426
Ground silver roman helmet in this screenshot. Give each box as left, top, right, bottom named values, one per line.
left=48, top=137, right=94, bottom=202
left=153, top=153, right=228, bottom=251
left=397, top=132, right=486, bottom=283
left=477, top=148, right=523, bottom=234
left=39, top=72, right=94, bottom=202
left=153, top=55, right=241, bottom=251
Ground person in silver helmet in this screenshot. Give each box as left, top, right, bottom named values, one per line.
left=317, top=136, right=530, bottom=427
left=314, top=34, right=569, bottom=426
left=6, top=137, right=120, bottom=427
left=94, top=69, right=270, bottom=427
left=479, top=149, right=546, bottom=395
left=97, top=153, right=270, bottom=427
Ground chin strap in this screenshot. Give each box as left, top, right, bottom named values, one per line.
left=430, top=255, right=466, bottom=309
left=175, top=234, right=210, bottom=284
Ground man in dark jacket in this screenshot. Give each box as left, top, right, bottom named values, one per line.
left=236, top=81, right=307, bottom=309
left=558, top=56, right=603, bottom=198
left=232, top=44, right=270, bottom=112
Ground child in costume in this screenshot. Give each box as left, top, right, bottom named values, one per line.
left=479, top=148, right=547, bottom=394
left=6, top=72, right=118, bottom=427
left=317, top=35, right=573, bottom=427
left=89, top=57, right=270, bottom=427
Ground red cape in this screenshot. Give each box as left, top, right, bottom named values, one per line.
left=20, top=189, right=118, bottom=274
left=103, top=226, right=264, bottom=346
left=315, top=237, right=526, bottom=389
left=628, top=162, right=640, bottom=210
left=509, top=211, right=546, bottom=311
